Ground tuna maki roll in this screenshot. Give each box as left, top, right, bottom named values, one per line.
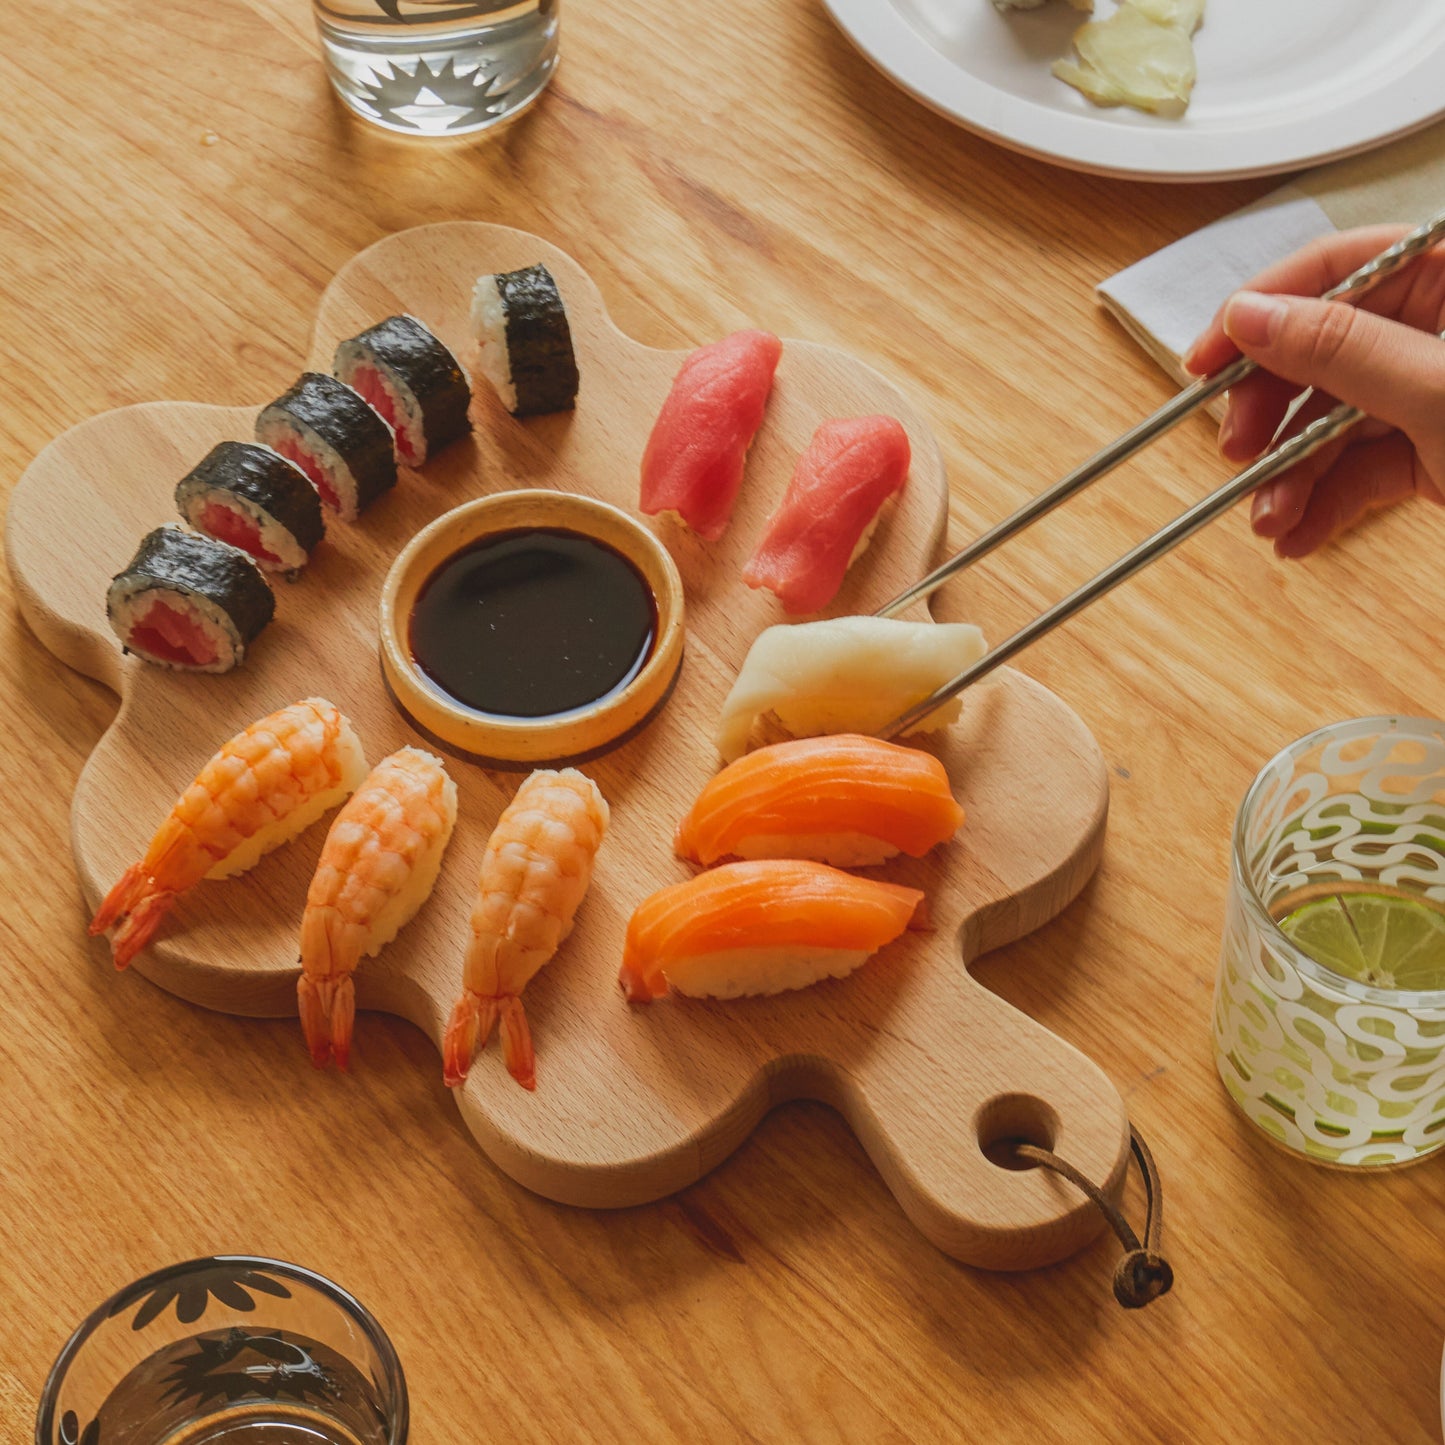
left=176, top=441, right=325, bottom=574
left=470, top=263, right=579, bottom=417
left=107, top=526, right=275, bottom=673
left=333, top=316, right=471, bottom=468
left=256, top=372, right=398, bottom=524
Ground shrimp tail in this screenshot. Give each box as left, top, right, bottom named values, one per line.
left=298, top=973, right=355, bottom=1071
left=90, top=867, right=176, bottom=969
left=499, top=996, right=536, bottom=1091
left=443, top=991, right=499, bottom=1089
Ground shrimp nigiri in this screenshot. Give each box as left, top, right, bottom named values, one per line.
left=620, top=859, right=925, bottom=1002
left=639, top=330, right=782, bottom=541
left=743, top=415, right=911, bottom=615
left=443, top=768, right=609, bottom=1091
left=89, top=698, right=367, bottom=968
left=299, top=748, right=458, bottom=1070
left=675, top=734, right=964, bottom=868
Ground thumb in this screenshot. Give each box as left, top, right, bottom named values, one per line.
left=1222, top=291, right=1445, bottom=437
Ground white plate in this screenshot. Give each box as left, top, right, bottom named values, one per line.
left=823, top=0, right=1445, bottom=181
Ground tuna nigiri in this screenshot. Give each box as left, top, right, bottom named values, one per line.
left=620, top=860, right=924, bottom=1002
left=639, top=330, right=782, bottom=541
left=675, top=734, right=964, bottom=868
left=743, top=416, right=910, bottom=614
left=716, top=616, right=988, bottom=762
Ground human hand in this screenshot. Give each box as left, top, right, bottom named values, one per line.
left=1182, top=225, right=1445, bottom=558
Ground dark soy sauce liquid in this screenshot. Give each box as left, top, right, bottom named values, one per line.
left=410, top=527, right=656, bottom=719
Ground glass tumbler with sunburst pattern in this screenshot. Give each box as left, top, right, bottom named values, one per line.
left=313, top=0, right=559, bottom=136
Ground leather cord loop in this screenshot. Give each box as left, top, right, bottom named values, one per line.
left=1009, top=1125, right=1173, bottom=1309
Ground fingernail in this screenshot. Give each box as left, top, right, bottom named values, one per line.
left=1223, top=291, right=1287, bottom=348
left=1181, top=339, right=1202, bottom=373
left=1218, top=412, right=1236, bottom=455
left=1251, top=489, right=1276, bottom=527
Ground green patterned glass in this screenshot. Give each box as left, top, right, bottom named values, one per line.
left=1213, top=717, right=1445, bottom=1167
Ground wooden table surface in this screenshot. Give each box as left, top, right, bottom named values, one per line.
left=3, top=3, right=1443, bottom=1441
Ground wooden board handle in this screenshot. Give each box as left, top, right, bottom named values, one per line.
left=836, top=950, right=1130, bottom=1270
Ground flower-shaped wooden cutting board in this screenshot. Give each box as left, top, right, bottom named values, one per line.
left=6, top=223, right=1126, bottom=1271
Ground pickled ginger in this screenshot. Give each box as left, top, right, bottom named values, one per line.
left=716, top=615, right=988, bottom=762
left=1052, top=0, right=1205, bottom=117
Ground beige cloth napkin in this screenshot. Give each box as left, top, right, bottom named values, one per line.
left=1097, top=123, right=1445, bottom=384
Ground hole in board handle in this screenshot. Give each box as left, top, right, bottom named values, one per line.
left=975, top=1093, right=1061, bottom=1171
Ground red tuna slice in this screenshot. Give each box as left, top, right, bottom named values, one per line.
left=197, top=501, right=284, bottom=568
left=348, top=363, right=418, bottom=465
left=271, top=434, right=342, bottom=514
left=742, top=416, right=911, bottom=615
left=639, top=330, right=782, bottom=542
left=129, top=598, right=220, bottom=668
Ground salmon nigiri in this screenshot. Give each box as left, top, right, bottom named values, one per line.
left=619, top=860, right=925, bottom=1002
left=639, top=330, right=782, bottom=541
left=743, top=416, right=910, bottom=614
left=675, top=734, right=963, bottom=869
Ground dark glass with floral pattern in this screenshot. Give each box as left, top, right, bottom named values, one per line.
left=36, top=1256, right=407, bottom=1445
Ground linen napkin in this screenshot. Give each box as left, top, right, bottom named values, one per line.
left=1097, top=123, right=1445, bottom=383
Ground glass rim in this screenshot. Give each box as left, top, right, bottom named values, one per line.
left=35, top=1254, right=409, bottom=1445
left=1232, top=713, right=1445, bottom=1008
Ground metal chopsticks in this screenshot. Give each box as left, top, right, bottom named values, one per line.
left=875, top=209, right=1445, bottom=625
left=871, top=211, right=1445, bottom=740
left=878, top=395, right=1363, bottom=739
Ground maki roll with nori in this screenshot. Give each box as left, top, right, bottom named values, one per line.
left=176, top=441, right=325, bottom=574
left=333, top=316, right=471, bottom=468
left=470, top=263, right=579, bottom=417
left=107, top=526, right=275, bottom=673
left=255, top=372, right=398, bottom=524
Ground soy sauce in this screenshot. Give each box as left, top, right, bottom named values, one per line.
left=409, top=527, right=656, bottom=719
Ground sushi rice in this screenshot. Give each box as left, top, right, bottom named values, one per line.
left=333, top=315, right=472, bottom=467
left=334, top=342, right=429, bottom=464
left=259, top=411, right=381, bottom=524
left=256, top=372, right=399, bottom=523
left=106, top=525, right=276, bottom=675
left=666, top=944, right=874, bottom=999
left=177, top=482, right=312, bottom=573
left=108, top=581, right=251, bottom=674
left=470, top=274, right=517, bottom=413
left=469, top=264, right=579, bottom=418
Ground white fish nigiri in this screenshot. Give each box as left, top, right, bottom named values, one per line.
left=715, top=616, right=988, bottom=762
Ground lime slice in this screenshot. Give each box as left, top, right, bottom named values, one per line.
left=1280, top=893, right=1445, bottom=991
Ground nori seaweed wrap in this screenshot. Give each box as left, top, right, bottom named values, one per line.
left=106, top=525, right=275, bottom=673
left=470, top=263, right=580, bottom=417
left=255, top=372, right=399, bottom=523
left=333, top=315, right=472, bottom=467
left=176, top=440, right=325, bottom=573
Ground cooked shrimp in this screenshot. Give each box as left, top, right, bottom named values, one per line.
left=299, top=748, right=458, bottom=1070
left=443, top=768, right=608, bottom=1091
left=89, top=698, right=367, bottom=969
